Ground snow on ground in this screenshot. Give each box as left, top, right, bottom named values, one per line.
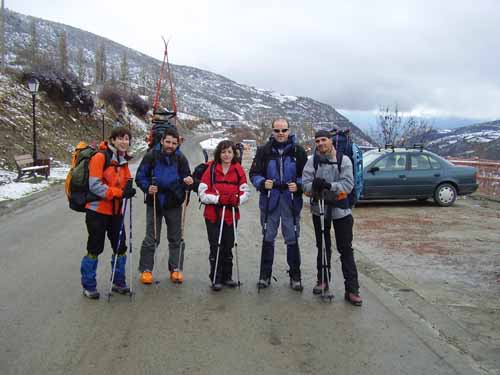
left=0, top=163, right=70, bottom=202
left=199, top=137, right=227, bottom=151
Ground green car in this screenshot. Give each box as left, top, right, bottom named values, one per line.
left=361, top=147, right=478, bottom=206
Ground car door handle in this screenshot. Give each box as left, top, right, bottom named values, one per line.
left=398, top=175, right=406, bottom=179
left=434, top=173, right=440, bottom=177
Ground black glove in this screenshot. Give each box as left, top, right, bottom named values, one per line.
left=259, top=180, right=267, bottom=192
left=312, top=177, right=331, bottom=193
left=123, top=180, right=136, bottom=199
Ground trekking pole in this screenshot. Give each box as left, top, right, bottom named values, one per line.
left=231, top=206, right=241, bottom=288
left=128, top=191, right=133, bottom=301
left=258, top=189, right=271, bottom=293
left=212, top=205, right=226, bottom=288
left=108, top=198, right=129, bottom=302
left=290, top=192, right=303, bottom=292
left=152, top=177, right=159, bottom=280
left=318, top=199, right=333, bottom=302
left=176, top=190, right=189, bottom=280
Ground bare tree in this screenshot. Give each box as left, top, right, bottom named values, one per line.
left=373, top=105, right=434, bottom=146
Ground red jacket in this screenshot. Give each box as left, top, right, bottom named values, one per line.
left=198, top=162, right=250, bottom=225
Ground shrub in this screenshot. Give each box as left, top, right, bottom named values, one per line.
left=126, top=93, right=150, bottom=117
left=99, top=84, right=124, bottom=113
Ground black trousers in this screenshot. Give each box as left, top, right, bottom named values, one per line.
left=205, top=219, right=235, bottom=282
left=86, top=209, right=127, bottom=256
left=312, top=213, right=359, bottom=293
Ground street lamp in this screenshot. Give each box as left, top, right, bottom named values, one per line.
left=27, top=78, right=40, bottom=161
left=101, top=105, right=106, bottom=141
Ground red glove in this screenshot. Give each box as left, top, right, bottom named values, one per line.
left=219, top=193, right=239, bottom=207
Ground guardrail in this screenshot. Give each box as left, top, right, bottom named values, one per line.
left=448, top=158, right=500, bottom=199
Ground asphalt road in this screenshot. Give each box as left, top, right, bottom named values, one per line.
left=0, top=137, right=481, bottom=375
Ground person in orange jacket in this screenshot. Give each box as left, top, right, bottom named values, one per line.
left=80, top=127, right=136, bottom=299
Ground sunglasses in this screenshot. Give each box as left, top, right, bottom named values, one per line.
left=273, top=128, right=289, bottom=134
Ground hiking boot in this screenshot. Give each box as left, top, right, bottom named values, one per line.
left=170, top=270, right=184, bottom=284
left=290, top=279, right=303, bottom=292
left=257, top=278, right=271, bottom=289
left=112, top=283, right=130, bottom=295
left=82, top=289, right=100, bottom=300
left=223, top=279, right=238, bottom=288
left=140, top=271, right=153, bottom=285
left=345, top=292, right=363, bottom=306
left=211, top=282, right=223, bottom=291
left=313, top=282, right=329, bottom=295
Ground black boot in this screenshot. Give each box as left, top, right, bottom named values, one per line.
left=258, top=241, right=274, bottom=288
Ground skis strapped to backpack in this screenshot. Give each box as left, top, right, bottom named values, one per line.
left=65, top=142, right=110, bottom=212
left=313, top=129, right=363, bottom=208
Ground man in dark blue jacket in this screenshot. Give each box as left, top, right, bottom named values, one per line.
left=249, top=118, right=307, bottom=291
left=135, top=128, right=193, bottom=285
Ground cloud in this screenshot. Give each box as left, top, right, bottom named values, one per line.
left=10, top=0, right=500, bottom=119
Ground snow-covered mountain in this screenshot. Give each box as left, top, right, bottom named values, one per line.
left=424, top=120, right=500, bottom=160
left=3, top=9, right=373, bottom=146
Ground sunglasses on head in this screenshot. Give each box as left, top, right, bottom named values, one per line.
left=273, top=128, right=289, bottom=134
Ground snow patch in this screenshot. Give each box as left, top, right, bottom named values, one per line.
left=200, top=138, right=227, bottom=151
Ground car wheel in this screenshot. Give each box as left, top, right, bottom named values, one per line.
left=434, top=183, right=457, bottom=207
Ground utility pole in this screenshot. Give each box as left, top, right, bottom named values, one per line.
left=1, top=0, right=6, bottom=72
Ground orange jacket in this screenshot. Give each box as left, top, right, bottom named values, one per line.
left=85, top=142, right=132, bottom=215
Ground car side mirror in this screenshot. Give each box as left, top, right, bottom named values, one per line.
left=369, top=166, right=380, bottom=174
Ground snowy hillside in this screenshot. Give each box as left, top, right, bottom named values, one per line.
left=424, top=120, right=500, bottom=160
left=3, top=8, right=373, bottom=146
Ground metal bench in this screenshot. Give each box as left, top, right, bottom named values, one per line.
left=14, top=154, right=50, bottom=182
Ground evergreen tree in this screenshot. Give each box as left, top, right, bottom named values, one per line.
left=1, top=0, right=5, bottom=71
left=28, top=19, right=38, bottom=67
left=58, top=31, right=68, bottom=73
left=120, top=50, right=128, bottom=84
left=76, top=47, right=85, bottom=82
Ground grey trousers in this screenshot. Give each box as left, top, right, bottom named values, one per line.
left=138, top=204, right=183, bottom=272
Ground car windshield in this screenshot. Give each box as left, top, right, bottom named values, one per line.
left=363, top=151, right=383, bottom=167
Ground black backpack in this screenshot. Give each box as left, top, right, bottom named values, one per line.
left=147, top=109, right=177, bottom=150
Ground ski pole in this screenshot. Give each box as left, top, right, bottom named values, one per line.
left=128, top=191, right=133, bottom=301
left=258, top=189, right=271, bottom=293
left=318, top=199, right=333, bottom=302
left=212, top=205, right=226, bottom=288
left=177, top=190, right=189, bottom=273
left=108, top=198, right=129, bottom=302
left=231, top=206, right=241, bottom=288
left=152, top=177, right=159, bottom=279
left=290, top=192, right=303, bottom=292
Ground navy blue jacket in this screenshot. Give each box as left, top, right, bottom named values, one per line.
left=249, top=135, right=307, bottom=213
left=135, top=149, right=191, bottom=209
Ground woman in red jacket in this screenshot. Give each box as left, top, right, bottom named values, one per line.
left=198, top=140, right=250, bottom=291
left=80, top=127, right=136, bottom=299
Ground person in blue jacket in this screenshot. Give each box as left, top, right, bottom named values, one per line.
left=249, top=118, right=307, bottom=291
left=135, top=128, right=193, bottom=284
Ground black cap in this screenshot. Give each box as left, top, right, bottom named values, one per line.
left=314, top=129, right=331, bottom=139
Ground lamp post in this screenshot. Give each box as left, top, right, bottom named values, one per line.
left=101, top=105, right=106, bottom=141
left=27, top=78, right=40, bottom=161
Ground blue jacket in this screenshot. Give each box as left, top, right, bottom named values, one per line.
left=249, top=135, right=307, bottom=213
left=135, top=149, right=191, bottom=209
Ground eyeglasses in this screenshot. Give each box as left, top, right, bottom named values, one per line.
left=273, top=128, right=289, bottom=134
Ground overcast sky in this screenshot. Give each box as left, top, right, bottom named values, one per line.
left=9, top=0, right=500, bottom=122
